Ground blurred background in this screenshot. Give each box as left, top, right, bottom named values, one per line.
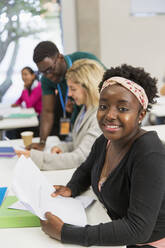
left=1, top=0, right=165, bottom=105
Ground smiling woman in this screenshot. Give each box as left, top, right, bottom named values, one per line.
left=39, top=64, right=165, bottom=248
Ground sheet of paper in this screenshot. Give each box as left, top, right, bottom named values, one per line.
left=9, top=195, right=95, bottom=211
left=75, top=195, right=95, bottom=209
left=11, top=156, right=87, bottom=226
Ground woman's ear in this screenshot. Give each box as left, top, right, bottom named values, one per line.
left=32, top=73, right=36, bottom=81
left=58, top=53, right=64, bottom=60
left=139, top=109, right=146, bottom=124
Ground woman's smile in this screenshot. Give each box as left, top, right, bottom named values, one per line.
left=103, top=124, right=121, bottom=132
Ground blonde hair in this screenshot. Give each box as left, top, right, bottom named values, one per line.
left=66, top=59, right=105, bottom=107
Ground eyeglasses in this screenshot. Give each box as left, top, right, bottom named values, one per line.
left=41, top=55, right=58, bottom=76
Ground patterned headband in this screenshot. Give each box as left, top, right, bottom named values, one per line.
left=100, top=76, right=148, bottom=110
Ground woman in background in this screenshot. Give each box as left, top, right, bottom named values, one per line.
left=12, top=66, right=42, bottom=115
left=16, top=59, right=104, bottom=170
left=6, top=67, right=42, bottom=139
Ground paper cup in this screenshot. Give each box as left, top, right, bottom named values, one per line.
left=21, top=131, right=34, bottom=147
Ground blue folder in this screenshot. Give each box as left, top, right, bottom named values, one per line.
left=0, top=187, right=7, bottom=206
left=0, top=147, right=16, bottom=158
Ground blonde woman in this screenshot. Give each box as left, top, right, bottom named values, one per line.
left=16, top=59, right=104, bottom=170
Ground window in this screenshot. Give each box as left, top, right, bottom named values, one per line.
left=131, top=0, right=165, bottom=16
left=0, top=0, right=63, bottom=104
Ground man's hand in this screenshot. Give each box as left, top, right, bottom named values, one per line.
left=40, top=212, right=64, bottom=241
left=51, top=146, right=62, bottom=154
left=26, top=142, right=45, bottom=151
left=51, top=185, right=72, bottom=198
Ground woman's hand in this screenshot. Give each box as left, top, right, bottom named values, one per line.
left=15, top=150, right=30, bottom=158
left=51, top=146, right=62, bottom=154
left=51, top=185, right=72, bottom=198
left=40, top=212, right=64, bottom=241
left=11, top=103, right=19, bottom=107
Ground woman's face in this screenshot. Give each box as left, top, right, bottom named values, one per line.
left=67, top=79, right=87, bottom=106
left=97, top=84, right=146, bottom=143
left=22, top=69, right=35, bottom=87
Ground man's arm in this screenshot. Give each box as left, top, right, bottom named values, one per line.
left=40, top=94, right=55, bottom=142
left=27, top=94, right=55, bottom=150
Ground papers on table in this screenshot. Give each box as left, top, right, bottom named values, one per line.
left=11, top=156, right=89, bottom=226
left=0, top=106, right=37, bottom=119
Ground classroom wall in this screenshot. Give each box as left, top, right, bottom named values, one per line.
left=99, top=0, right=165, bottom=85
left=61, top=0, right=77, bottom=53
left=61, top=0, right=165, bottom=85
left=75, top=0, right=100, bottom=58
left=61, top=0, right=100, bottom=57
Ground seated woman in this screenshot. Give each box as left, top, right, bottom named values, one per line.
left=12, top=66, right=42, bottom=115
left=16, top=59, right=105, bottom=170
left=40, top=64, right=165, bottom=247
left=6, top=67, right=42, bottom=139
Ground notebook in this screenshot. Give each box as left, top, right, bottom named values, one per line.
left=0, top=196, right=40, bottom=228
left=6, top=113, right=36, bottom=119
left=0, top=187, right=7, bottom=206
left=0, top=147, right=16, bottom=157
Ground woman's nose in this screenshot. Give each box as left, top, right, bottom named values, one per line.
left=105, top=107, right=117, bottom=120
left=68, top=88, right=72, bottom=97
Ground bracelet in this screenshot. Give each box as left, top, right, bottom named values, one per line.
left=40, top=139, right=46, bottom=145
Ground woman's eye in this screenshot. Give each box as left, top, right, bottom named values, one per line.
left=118, top=107, right=128, bottom=112
left=99, top=104, right=107, bottom=111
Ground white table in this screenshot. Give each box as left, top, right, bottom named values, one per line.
left=150, top=96, right=165, bottom=117
left=0, top=106, right=39, bottom=130
left=0, top=139, right=124, bottom=248
left=0, top=105, right=39, bottom=139
left=143, top=124, right=165, bottom=142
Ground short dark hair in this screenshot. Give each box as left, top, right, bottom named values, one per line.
left=33, top=41, right=59, bottom=63
left=98, top=64, right=158, bottom=111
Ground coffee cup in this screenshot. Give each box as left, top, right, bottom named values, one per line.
left=21, top=131, right=34, bottom=147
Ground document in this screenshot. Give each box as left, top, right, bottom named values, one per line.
left=0, top=106, right=36, bottom=119
left=11, top=156, right=87, bottom=226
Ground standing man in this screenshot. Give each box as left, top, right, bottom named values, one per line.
left=28, top=41, right=105, bottom=150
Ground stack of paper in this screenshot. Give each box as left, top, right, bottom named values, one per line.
left=6, top=113, right=36, bottom=119
left=11, top=156, right=88, bottom=226
left=0, top=106, right=37, bottom=119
